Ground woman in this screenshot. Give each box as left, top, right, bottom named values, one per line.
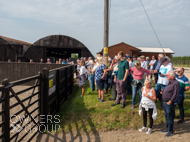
left=87, top=60, right=95, bottom=91
left=139, top=79, right=157, bottom=134
left=107, top=56, right=119, bottom=100
left=130, top=61, right=152, bottom=109
left=77, top=60, right=86, bottom=97
left=93, top=57, right=107, bottom=102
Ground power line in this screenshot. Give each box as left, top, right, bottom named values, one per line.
left=139, top=0, right=166, bottom=55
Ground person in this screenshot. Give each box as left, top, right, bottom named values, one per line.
left=155, top=57, right=173, bottom=108
left=175, top=67, right=190, bottom=123
left=76, top=59, right=81, bottom=76
left=146, top=57, right=150, bottom=69
left=107, top=56, right=119, bottom=100
left=58, top=58, right=62, bottom=64
left=8, top=59, right=11, bottom=62
left=77, top=60, right=86, bottom=97
left=87, top=60, right=95, bottom=91
left=149, top=55, right=157, bottom=81
left=62, top=59, right=67, bottom=64
left=153, top=54, right=164, bottom=83
left=112, top=51, right=129, bottom=109
left=126, top=56, right=133, bottom=94
left=161, top=70, right=180, bottom=137
left=140, top=56, right=148, bottom=69
left=132, top=56, right=137, bottom=67
left=130, top=61, right=152, bottom=109
left=139, top=79, right=157, bottom=134
left=17, top=59, right=21, bottom=63
left=29, top=59, right=34, bottom=63
left=93, top=57, right=107, bottom=102
left=46, top=58, right=51, bottom=64
left=40, top=58, right=43, bottom=63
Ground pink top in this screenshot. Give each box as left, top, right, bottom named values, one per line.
left=130, top=67, right=152, bottom=80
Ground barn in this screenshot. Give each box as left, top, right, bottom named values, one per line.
left=108, top=42, right=174, bottom=59
left=24, top=35, right=94, bottom=62
left=0, top=35, right=31, bottom=62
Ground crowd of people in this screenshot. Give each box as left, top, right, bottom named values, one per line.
left=7, top=58, right=75, bottom=64
left=76, top=51, right=190, bottom=137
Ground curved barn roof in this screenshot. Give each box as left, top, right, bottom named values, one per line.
left=33, top=35, right=86, bottom=48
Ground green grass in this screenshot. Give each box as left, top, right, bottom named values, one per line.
left=173, top=64, right=190, bottom=67
left=53, top=81, right=190, bottom=134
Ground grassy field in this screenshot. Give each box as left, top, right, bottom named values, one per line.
left=54, top=81, right=190, bottom=134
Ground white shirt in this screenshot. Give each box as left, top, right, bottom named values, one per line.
left=80, top=66, right=86, bottom=75
left=141, top=61, right=148, bottom=69
left=157, top=63, right=173, bottom=85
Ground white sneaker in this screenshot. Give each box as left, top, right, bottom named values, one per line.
left=146, top=128, right=152, bottom=134
left=139, top=127, right=147, bottom=132
left=80, top=95, right=83, bottom=97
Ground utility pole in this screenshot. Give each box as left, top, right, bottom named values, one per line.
left=103, top=0, right=109, bottom=67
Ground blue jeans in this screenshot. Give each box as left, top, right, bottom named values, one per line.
left=163, top=102, right=175, bottom=133
left=155, top=83, right=166, bottom=106
left=104, top=74, right=108, bottom=91
left=176, top=96, right=185, bottom=120
left=88, top=75, right=95, bottom=91
left=132, top=83, right=142, bottom=105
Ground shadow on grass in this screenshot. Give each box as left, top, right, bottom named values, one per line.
left=35, top=82, right=101, bottom=142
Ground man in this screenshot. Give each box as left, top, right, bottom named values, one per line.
left=140, top=55, right=148, bottom=69
left=175, top=67, right=190, bottom=123
left=132, top=56, right=137, bottom=67
left=58, top=58, right=62, bottom=64
left=161, top=70, right=180, bottom=137
left=126, top=56, right=132, bottom=94
left=146, top=56, right=150, bottom=69
left=149, top=55, right=157, bottom=80
left=112, top=51, right=129, bottom=109
left=155, top=57, right=173, bottom=107
left=46, top=58, right=51, bottom=64
left=153, top=54, right=164, bottom=83
left=40, top=58, right=44, bottom=63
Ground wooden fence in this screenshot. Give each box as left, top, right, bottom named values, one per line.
left=0, top=62, right=71, bottom=85
left=0, top=65, right=74, bottom=142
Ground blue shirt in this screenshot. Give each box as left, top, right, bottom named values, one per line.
left=132, top=60, right=136, bottom=67
left=155, top=61, right=161, bottom=71
left=176, top=75, right=190, bottom=97
left=149, top=60, right=156, bottom=70
left=95, top=64, right=106, bottom=80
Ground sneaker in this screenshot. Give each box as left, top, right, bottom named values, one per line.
left=146, top=128, right=152, bottom=134
left=121, top=104, right=125, bottom=109
left=166, top=132, right=173, bottom=137
left=131, top=105, right=135, bottom=110
left=112, top=102, right=120, bottom=106
left=97, top=98, right=100, bottom=100
left=139, top=127, right=147, bottom=132
left=100, top=99, right=104, bottom=102
left=161, top=129, right=168, bottom=134
left=177, top=119, right=184, bottom=123
left=80, top=95, right=83, bottom=97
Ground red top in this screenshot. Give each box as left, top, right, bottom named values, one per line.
left=130, top=67, right=152, bottom=80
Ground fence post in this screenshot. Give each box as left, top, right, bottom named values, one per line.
left=42, top=68, right=49, bottom=126
left=1, top=79, right=10, bottom=142
left=56, top=69, right=60, bottom=112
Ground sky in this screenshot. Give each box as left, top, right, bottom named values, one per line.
left=0, top=0, right=190, bottom=57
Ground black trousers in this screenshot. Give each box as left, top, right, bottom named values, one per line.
left=142, top=107, right=154, bottom=128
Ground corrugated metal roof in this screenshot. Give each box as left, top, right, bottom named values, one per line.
left=136, top=47, right=174, bottom=54
left=0, top=35, right=31, bottom=45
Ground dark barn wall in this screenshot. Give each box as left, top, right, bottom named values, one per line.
left=24, top=35, right=94, bottom=62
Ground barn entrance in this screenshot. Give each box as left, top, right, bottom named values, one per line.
left=46, top=47, right=81, bottom=62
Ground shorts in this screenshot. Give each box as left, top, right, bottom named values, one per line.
left=96, top=79, right=104, bottom=90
